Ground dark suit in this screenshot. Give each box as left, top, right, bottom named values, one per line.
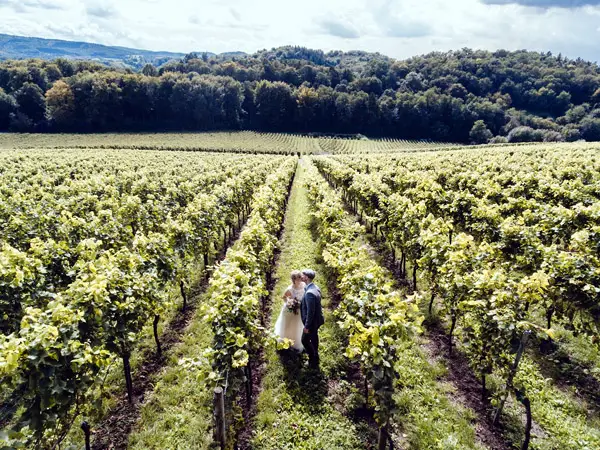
left=300, top=282, right=324, bottom=367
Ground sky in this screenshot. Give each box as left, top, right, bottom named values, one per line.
left=1, top=0, right=600, bottom=61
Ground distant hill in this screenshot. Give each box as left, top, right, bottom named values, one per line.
left=0, top=34, right=232, bottom=69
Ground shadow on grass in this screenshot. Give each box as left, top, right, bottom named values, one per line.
left=532, top=336, right=600, bottom=415
left=276, top=349, right=328, bottom=414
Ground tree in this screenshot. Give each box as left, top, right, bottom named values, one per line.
left=46, top=80, right=75, bottom=129
left=400, top=72, right=426, bottom=92
left=44, top=64, right=63, bottom=82
left=254, top=80, right=296, bottom=130
left=591, top=88, right=600, bottom=106
left=470, top=120, right=493, bottom=144
left=469, top=100, right=506, bottom=135
left=350, top=77, right=383, bottom=96
left=448, top=83, right=468, bottom=99
left=335, top=92, right=353, bottom=132
left=15, top=82, right=47, bottom=124
left=9, top=111, right=34, bottom=132
left=0, top=89, right=18, bottom=130
left=119, top=75, right=154, bottom=127
left=507, top=126, right=543, bottom=143
left=2, top=46, right=600, bottom=141
left=563, top=126, right=581, bottom=142
left=564, top=104, right=588, bottom=123
left=489, top=135, right=508, bottom=144
left=64, top=72, right=122, bottom=130
left=55, top=58, right=75, bottom=77
left=540, top=129, right=564, bottom=142
left=6, top=67, right=30, bottom=92
left=183, top=52, right=199, bottom=63
left=580, top=117, right=600, bottom=141
left=141, top=64, right=158, bottom=77
left=28, top=66, right=48, bottom=91
left=296, top=85, right=319, bottom=130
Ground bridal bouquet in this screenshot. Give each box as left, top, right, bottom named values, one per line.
left=286, top=297, right=300, bottom=315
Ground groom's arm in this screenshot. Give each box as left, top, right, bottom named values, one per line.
left=304, top=291, right=316, bottom=331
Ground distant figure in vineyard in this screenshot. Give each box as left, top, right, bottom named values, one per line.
left=274, top=270, right=305, bottom=352
left=300, top=269, right=324, bottom=368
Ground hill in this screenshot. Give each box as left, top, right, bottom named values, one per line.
left=0, top=33, right=216, bottom=69
left=1, top=40, right=600, bottom=143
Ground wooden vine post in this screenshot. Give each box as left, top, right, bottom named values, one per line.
left=213, top=387, right=226, bottom=450
left=245, top=364, right=253, bottom=404
left=377, top=423, right=389, bottom=450
left=519, top=393, right=532, bottom=450
left=493, top=330, right=531, bottom=425
left=81, top=421, right=91, bottom=450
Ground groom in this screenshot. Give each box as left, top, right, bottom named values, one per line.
left=300, top=269, right=324, bottom=368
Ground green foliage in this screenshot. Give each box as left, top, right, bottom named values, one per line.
left=392, top=341, right=481, bottom=450
left=0, top=149, right=288, bottom=448
left=509, top=358, right=600, bottom=449
left=201, top=159, right=295, bottom=386
left=252, top=162, right=363, bottom=450
left=469, top=120, right=493, bottom=144
left=14, top=82, right=46, bottom=125
left=0, top=89, right=18, bottom=130
left=305, top=160, right=423, bottom=428
left=127, top=295, right=215, bottom=450
left=177, top=158, right=296, bottom=447
left=315, top=144, right=600, bottom=447
left=2, top=47, right=600, bottom=140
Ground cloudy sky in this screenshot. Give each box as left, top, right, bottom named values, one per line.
left=1, top=0, right=599, bottom=61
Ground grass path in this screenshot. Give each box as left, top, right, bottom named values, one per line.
left=250, top=160, right=364, bottom=449
left=125, top=290, right=216, bottom=449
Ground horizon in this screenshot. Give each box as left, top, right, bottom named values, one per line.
left=1, top=0, right=600, bottom=63
left=1, top=31, right=598, bottom=65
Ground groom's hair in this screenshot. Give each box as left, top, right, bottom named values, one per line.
left=302, top=269, right=316, bottom=281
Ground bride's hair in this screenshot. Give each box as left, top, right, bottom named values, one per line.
left=291, top=270, right=302, bottom=282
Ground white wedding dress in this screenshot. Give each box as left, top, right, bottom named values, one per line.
left=274, top=282, right=305, bottom=351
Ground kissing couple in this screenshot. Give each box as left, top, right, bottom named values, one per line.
left=274, top=269, right=325, bottom=368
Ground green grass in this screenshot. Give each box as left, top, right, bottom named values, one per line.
left=529, top=308, right=600, bottom=388
left=251, top=161, right=363, bottom=450
left=495, top=356, right=600, bottom=450
left=124, top=239, right=232, bottom=449
left=392, top=339, right=482, bottom=449
left=126, top=287, right=215, bottom=449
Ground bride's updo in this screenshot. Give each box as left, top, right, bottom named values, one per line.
left=291, top=270, right=302, bottom=283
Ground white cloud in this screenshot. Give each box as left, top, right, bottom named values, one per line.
left=0, top=0, right=599, bottom=61
left=482, top=0, right=600, bottom=7
left=85, top=2, right=118, bottom=19
left=317, top=17, right=362, bottom=39
left=229, top=7, right=241, bottom=21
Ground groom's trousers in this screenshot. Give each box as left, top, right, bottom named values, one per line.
left=302, top=329, right=320, bottom=367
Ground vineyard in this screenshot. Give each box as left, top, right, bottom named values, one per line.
left=1, top=136, right=599, bottom=450
left=0, top=132, right=454, bottom=155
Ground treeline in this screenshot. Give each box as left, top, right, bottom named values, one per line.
left=2, top=47, right=600, bottom=142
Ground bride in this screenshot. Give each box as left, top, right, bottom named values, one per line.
left=274, top=270, right=305, bottom=352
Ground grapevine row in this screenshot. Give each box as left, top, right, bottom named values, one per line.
left=314, top=149, right=600, bottom=448
left=183, top=157, right=296, bottom=447
left=304, top=160, right=423, bottom=449
left=0, top=149, right=288, bottom=448
left=0, top=132, right=459, bottom=155
left=0, top=151, right=267, bottom=334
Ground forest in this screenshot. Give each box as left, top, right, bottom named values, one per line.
left=2, top=46, right=600, bottom=143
